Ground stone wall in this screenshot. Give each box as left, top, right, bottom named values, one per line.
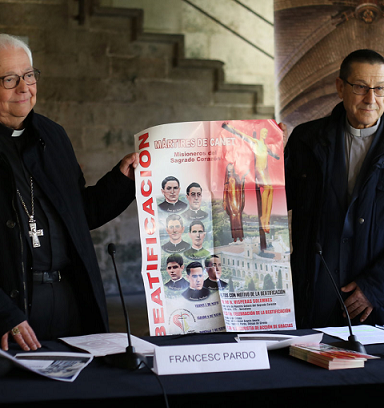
left=102, top=0, right=276, bottom=106
left=0, top=0, right=272, bottom=295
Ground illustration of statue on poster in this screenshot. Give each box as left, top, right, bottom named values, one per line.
left=221, top=123, right=280, bottom=250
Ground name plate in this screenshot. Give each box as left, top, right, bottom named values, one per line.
left=152, top=342, right=269, bottom=375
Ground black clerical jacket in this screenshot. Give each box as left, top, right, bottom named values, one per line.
left=285, top=102, right=384, bottom=328
left=0, top=111, right=135, bottom=336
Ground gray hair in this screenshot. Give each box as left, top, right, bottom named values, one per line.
left=0, top=34, right=33, bottom=65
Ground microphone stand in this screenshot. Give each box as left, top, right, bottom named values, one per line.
left=315, top=243, right=366, bottom=353
left=104, top=243, right=147, bottom=370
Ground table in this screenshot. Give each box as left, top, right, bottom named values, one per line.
left=1, top=329, right=384, bottom=407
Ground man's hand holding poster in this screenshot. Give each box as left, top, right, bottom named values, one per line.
left=135, top=120, right=296, bottom=336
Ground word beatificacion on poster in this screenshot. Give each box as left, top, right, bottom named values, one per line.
left=134, top=120, right=296, bottom=336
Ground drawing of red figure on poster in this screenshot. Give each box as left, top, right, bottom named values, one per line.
left=223, top=163, right=248, bottom=242
left=222, top=123, right=280, bottom=250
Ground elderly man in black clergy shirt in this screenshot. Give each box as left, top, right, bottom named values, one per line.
left=0, top=34, right=138, bottom=352
left=158, top=175, right=188, bottom=213
left=285, top=48, right=384, bottom=329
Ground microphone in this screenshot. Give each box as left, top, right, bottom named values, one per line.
left=105, top=243, right=147, bottom=370
left=315, top=243, right=366, bottom=353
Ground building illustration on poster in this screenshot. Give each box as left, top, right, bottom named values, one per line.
left=135, top=119, right=296, bottom=336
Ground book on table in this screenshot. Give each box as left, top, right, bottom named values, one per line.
left=289, top=343, right=379, bottom=370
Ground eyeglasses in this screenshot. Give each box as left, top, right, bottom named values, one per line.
left=0, top=69, right=40, bottom=89
left=343, top=79, right=384, bottom=97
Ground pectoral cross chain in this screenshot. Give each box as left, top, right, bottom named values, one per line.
left=17, top=177, right=44, bottom=249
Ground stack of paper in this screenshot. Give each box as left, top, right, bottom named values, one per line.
left=289, top=343, right=379, bottom=370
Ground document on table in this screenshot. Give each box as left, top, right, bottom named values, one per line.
left=314, top=325, right=384, bottom=345
left=60, top=333, right=157, bottom=357
left=0, top=349, right=93, bottom=382
left=235, top=332, right=323, bottom=350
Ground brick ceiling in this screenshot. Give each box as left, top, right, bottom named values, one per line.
left=275, top=0, right=384, bottom=130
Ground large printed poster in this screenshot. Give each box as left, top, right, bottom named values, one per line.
left=135, top=120, right=296, bottom=336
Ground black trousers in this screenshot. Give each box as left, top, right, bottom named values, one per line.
left=29, top=273, right=82, bottom=340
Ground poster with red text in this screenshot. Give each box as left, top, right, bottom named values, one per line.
left=134, top=120, right=296, bottom=336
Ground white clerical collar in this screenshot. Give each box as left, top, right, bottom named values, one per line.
left=345, top=117, right=379, bottom=138
left=12, top=129, right=25, bottom=137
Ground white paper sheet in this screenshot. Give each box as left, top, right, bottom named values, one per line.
left=314, top=325, right=384, bottom=345
left=0, top=349, right=93, bottom=382
left=234, top=332, right=323, bottom=350
left=60, top=333, right=156, bottom=357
